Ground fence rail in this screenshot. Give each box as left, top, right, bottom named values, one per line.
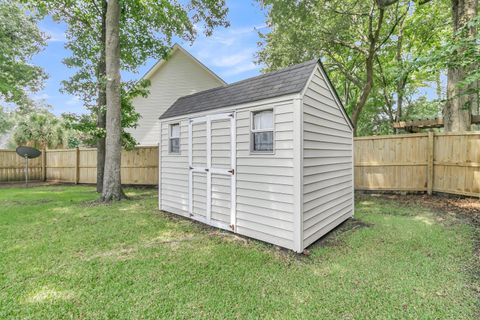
left=1, top=132, right=479, bottom=197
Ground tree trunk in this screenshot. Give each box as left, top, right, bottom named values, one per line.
left=351, top=56, right=374, bottom=135
left=351, top=7, right=384, bottom=136
left=351, top=41, right=376, bottom=135
left=443, top=0, right=477, bottom=131
left=102, top=0, right=124, bottom=201
left=395, top=19, right=404, bottom=124
left=96, top=0, right=107, bottom=193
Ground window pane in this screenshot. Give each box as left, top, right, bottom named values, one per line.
left=170, top=124, right=180, bottom=138
left=169, top=138, right=180, bottom=153
left=253, top=132, right=273, bottom=152
left=253, top=110, right=273, bottom=130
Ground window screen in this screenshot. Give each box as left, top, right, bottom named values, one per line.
left=251, top=110, right=273, bottom=152
left=169, top=123, right=180, bottom=153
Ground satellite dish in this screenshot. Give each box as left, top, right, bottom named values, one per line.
left=15, top=146, right=42, bottom=188
left=16, top=146, right=41, bottom=159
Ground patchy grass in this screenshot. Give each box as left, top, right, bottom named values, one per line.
left=0, top=186, right=477, bottom=319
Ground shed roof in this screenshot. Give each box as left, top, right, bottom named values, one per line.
left=159, top=59, right=319, bottom=119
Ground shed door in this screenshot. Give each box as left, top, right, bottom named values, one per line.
left=188, top=112, right=236, bottom=231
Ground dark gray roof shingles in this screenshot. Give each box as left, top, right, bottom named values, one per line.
left=159, top=59, right=319, bottom=119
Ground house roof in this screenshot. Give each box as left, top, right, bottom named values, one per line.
left=140, top=43, right=226, bottom=85
left=159, top=59, right=319, bottom=119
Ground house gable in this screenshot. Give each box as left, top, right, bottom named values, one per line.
left=127, top=45, right=225, bottom=145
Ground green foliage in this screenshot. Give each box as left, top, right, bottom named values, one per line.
left=63, top=80, right=148, bottom=150
left=0, top=0, right=47, bottom=106
left=27, top=0, right=230, bottom=144
left=257, top=0, right=452, bottom=135
left=425, top=15, right=480, bottom=108
left=12, top=107, right=63, bottom=149
left=9, top=103, right=82, bottom=149
left=0, top=106, right=14, bottom=134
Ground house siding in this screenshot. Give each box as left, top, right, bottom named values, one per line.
left=128, top=49, right=224, bottom=146
left=159, top=119, right=189, bottom=216
left=302, top=67, right=354, bottom=248
left=235, top=101, right=296, bottom=250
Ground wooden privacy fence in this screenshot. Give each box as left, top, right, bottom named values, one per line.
left=1, top=132, right=479, bottom=197
left=354, top=132, right=480, bottom=197
left=0, top=146, right=158, bottom=185
left=0, top=149, right=44, bottom=182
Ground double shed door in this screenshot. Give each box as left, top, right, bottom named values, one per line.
left=188, top=112, right=236, bottom=231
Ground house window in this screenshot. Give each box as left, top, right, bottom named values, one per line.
left=169, top=123, right=180, bottom=153
left=251, top=109, right=274, bottom=153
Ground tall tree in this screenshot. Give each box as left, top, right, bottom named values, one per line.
left=28, top=0, right=229, bottom=197
left=0, top=0, right=46, bottom=106
left=377, top=0, right=479, bottom=131
left=373, top=0, right=449, bottom=133
left=443, top=0, right=478, bottom=131
left=96, top=0, right=107, bottom=193
left=258, top=0, right=450, bottom=135
left=103, top=0, right=122, bottom=200
left=257, top=0, right=409, bottom=135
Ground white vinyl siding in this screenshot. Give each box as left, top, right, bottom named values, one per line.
left=236, top=101, right=296, bottom=250
left=160, top=120, right=189, bottom=216
left=302, top=67, right=354, bottom=248
left=127, top=48, right=224, bottom=146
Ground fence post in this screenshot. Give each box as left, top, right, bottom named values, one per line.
left=427, top=131, right=434, bottom=195
left=42, top=149, right=47, bottom=181
left=75, top=147, right=80, bottom=184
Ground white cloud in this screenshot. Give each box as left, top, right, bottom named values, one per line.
left=42, top=28, right=66, bottom=43
left=32, top=93, right=50, bottom=101
left=222, top=62, right=259, bottom=77
left=210, top=49, right=255, bottom=68
left=184, top=25, right=266, bottom=82
left=66, top=96, right=81, bottom=106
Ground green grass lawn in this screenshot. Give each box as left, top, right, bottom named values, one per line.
left=0, top=186, right=477, bottom=319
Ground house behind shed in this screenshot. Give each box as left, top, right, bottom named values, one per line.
left=158, top=59, right=354, bottom=253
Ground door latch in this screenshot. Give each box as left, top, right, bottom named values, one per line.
left=205, top=168, right=209, bottom=172
left=228, top=169, right=234, bottom=175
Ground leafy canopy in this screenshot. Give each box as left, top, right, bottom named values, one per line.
left=257, top=0, right=451, bottom=135
left=0, top=0, right=46, bottom=106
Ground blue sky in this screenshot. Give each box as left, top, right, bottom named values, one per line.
left=31, top=1, right=267, bottom=116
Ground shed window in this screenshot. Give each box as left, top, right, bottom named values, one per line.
left=169, top=123, right=180, bottom=153
left=251, top=110, right=274, bottom=152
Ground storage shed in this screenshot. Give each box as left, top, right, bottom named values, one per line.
left=158, top=59, right=354, bottom=252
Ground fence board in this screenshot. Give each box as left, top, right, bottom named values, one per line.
left=0, top=149, right=43, bottom=182
left=354, top=132, right=480, bottom=197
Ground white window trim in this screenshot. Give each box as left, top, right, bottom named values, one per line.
left=169, top=123, right=180, bottom=154
left=250, top=109, right=275, bottom=154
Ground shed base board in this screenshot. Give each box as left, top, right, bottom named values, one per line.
left=303, top=212, right=353, bottom=249
left=159, top=205, right=353, bottom=253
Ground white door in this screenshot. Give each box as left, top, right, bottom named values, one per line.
left=188, top=112, right=236, bottom=231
